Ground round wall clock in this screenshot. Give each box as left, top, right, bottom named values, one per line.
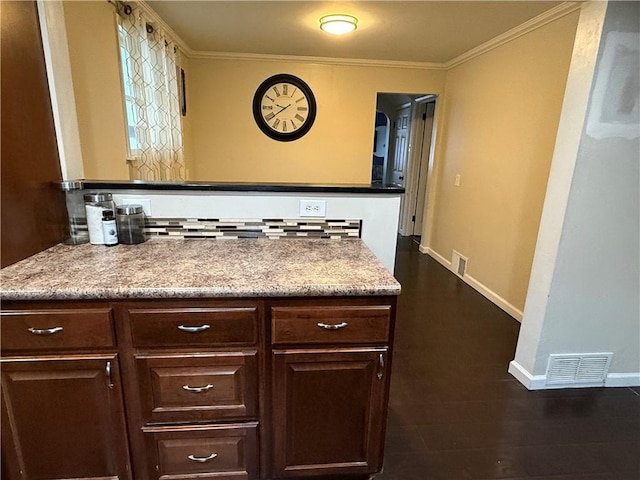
left=252, top=74, right=317, bottom=142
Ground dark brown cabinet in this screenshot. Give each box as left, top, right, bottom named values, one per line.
left=272, top=348, right=388, bottom=477
left=1, top=355, right=131, bottom=480
left=268, top=301, right=395, bottom=479
left=142, top=423, right=259, bottom=480
left=135, top=351, right=258, bottom=424
left=120, top=302, right=262, bottom=480
left=1, top=296, right=396, bottom=480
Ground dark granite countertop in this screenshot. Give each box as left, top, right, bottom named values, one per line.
left=79, top=179, right=405, bottom=194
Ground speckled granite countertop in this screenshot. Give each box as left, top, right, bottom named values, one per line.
left=0, top=239, right=400, bottom=300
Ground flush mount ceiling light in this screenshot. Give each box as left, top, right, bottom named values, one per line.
left=319, top=14, right=358, bottom=35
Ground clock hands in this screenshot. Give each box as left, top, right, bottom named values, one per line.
left=273, top=103, right=292, bottom=117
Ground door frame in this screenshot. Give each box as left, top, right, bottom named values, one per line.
left=386, top=102, right=412, bottom=186
left=398, top=95, right=438, bottom=237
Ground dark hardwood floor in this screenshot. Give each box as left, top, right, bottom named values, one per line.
left=380, top=237, right=640, bottom=480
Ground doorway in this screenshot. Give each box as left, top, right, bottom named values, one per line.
left=372, top=93, right=437, bottom=238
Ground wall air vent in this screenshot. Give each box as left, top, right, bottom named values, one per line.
left=452, top=250, right=467, bottom=277
left=545, top=353, right=613, bottom=387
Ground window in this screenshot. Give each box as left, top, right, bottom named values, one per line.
left=116, top=4, right=185, bottom=181
left=118, top=24, right=140, bottom=156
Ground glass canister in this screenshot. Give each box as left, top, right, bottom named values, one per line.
left=84, top=192, right=116, bottom=245
left=61, top=181, right=89, bottom=245
left=116, top=204, right=147, bottom=244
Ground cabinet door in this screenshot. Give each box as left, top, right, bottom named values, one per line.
left=1, top=355, right=131, bottom=480
left=272, top=348, right=388, bottom=478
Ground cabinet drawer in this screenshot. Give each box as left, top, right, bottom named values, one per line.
left=136, top=352, right=258, bottom=423
left=128, top=307, right=258, bottom=348
left=271, top=306, right=391, bottom=345
left=0, top=309, right=115, bottom=352
left=143, top=423, right=258, bottom=480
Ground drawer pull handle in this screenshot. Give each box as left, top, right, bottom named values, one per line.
left=28, top=326, right=63, bottom=335
left=177, top=324, right=210, bottom=333
left=188, top=453, right=218, bottom=463
left=317, top=322, right=348, bottom=330
left=183, top=384, right=214, bottom=393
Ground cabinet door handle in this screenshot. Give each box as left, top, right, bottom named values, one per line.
left=177, top=324, right=210, bottom=333
left=183, top=384, right=214, bottom=393
left=28, top=326, right=63, bottom=335
left=188, top=453, right=218, bottom=463
left=377, top=353, right=385, bottom=381
left=317, top=322, right=348, bottom=330
left=106, top=361, right=114, bottom=388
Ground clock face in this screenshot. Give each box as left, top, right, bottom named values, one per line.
left=252, top=74, right=317, bottom=141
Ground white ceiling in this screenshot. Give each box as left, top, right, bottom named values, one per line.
left=146, top=1, right=568, bottom=65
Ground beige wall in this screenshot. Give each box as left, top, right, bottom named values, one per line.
left=187, top=59, right=445, bottom=183
left=427, top=11, right=580, bottom=312
left=63, top=1, right=129, bottom=180
left=62, top=2, right=446, bottom=184
left=62, top=2, right=580, bottom=315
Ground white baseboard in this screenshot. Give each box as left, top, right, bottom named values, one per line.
left=605, top=373, right=640, bottom=387
left=420, top=245, right=523, bottom=321
left=509, top=360, right=640, bottom=390
left=420, top=244, right=451, bottom=266
left=509, top=361, right=547, bottom=390
left=464, top=273, right=523, bottom=321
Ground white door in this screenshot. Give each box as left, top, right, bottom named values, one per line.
left=391, top=107, right=410, bottom=186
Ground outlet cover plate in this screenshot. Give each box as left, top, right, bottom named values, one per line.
left=299, top=200, right=326, bottom=217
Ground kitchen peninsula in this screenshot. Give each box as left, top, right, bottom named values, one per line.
left=1, top=238, right=400, bottom=480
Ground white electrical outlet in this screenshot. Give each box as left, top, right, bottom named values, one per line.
left=299, top=200, right=326, bottom=217
left=454, top=174, right=461, bottom=187
left=122, top=198, right=152, bottom=216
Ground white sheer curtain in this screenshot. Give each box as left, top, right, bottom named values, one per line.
left=117, top=5, right=185, bottom=181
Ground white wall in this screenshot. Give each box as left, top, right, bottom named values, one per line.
left=510, top=1, right=640, bottom=388
left=110, top=191, right=402, bottom=273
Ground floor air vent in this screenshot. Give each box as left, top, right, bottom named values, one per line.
left=545, top=353, right=612, bottom=387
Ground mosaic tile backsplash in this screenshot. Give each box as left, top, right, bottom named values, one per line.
left=144, top=218, right=362, bottom=239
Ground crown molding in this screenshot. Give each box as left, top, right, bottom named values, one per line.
left=444, top=2, right=582, bottom=70
left=186, top=50, right=447, bottom=70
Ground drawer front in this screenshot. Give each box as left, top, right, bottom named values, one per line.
left=0, top=309, right=115, bottom=352
left=271, top=306, right=391, bottom=345
left=144, top=423, right=258, bottom=480
left=129, top=307, right=258, bottom=348
left=136, top=352, right=258, bottom=423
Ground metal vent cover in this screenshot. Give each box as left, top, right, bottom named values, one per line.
left=452, top=250, right=467, bottom=277
left=546, top=353, right=612, bottom=386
